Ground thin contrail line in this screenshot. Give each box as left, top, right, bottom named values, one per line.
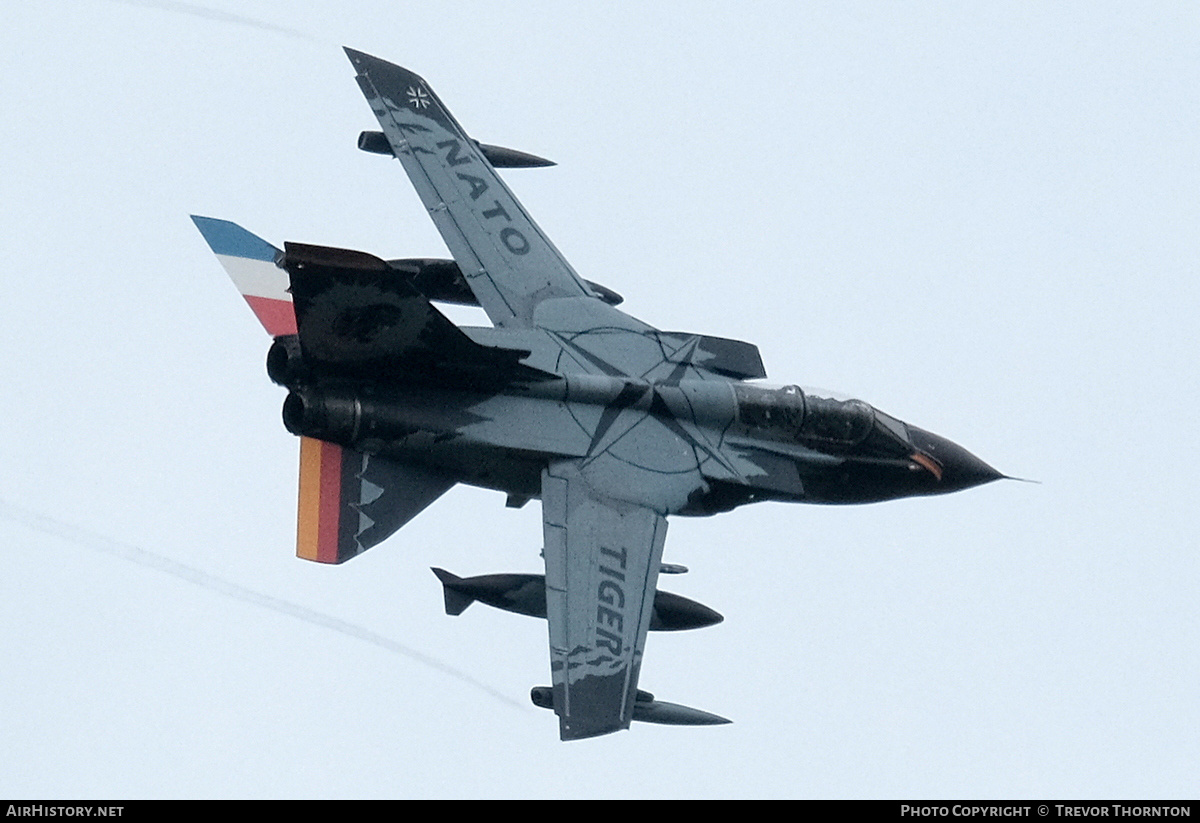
left=106, top=0, right=323, bottom=43
left=0, top=498, right=525, bottom=711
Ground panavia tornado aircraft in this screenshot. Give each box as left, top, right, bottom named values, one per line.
left=193, top=48, right=1004, bottom=740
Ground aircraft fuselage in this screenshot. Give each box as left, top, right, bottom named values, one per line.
left=279, top=364, right=1001, bottom=515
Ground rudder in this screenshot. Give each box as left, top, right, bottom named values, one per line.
left=191, top=216, right=296, bottom=336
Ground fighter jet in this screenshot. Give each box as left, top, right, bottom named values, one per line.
left=193, top=48, right=1003, bottom=741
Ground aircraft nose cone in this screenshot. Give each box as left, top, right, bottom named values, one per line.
left=907, top=426, right=1004, bottom=493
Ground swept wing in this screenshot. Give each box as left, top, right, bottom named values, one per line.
left=541, top=462, right=667, bottom=739
left=345, top=48, right=594, bottom=328
left=341, top=51, right=737, bottom=739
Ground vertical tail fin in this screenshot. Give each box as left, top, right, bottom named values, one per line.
left=191, top=216, right=297, bottom=336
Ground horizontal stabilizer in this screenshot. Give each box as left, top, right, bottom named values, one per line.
left=283, top=241, right=556, bottom=389
left=297, top=436, right=455, bottom=564
left=191, top=216, right=296, bottom=336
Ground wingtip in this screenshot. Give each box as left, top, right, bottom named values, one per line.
left=343, top=46, right=375, bottom=72
left=343, top=47, right=389, bottom=71
left=342, top=47, right=425, bottom=87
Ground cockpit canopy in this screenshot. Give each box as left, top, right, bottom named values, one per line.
left=733, top=384, right=876, bottom=450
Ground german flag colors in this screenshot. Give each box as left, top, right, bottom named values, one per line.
left=296, top=436, right=357, bottom=564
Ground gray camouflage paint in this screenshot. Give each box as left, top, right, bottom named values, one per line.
left=199, top=49, right=1003, bottom=741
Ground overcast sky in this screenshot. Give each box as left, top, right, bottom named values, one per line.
left=2, top=1, right=1197, bottom=799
